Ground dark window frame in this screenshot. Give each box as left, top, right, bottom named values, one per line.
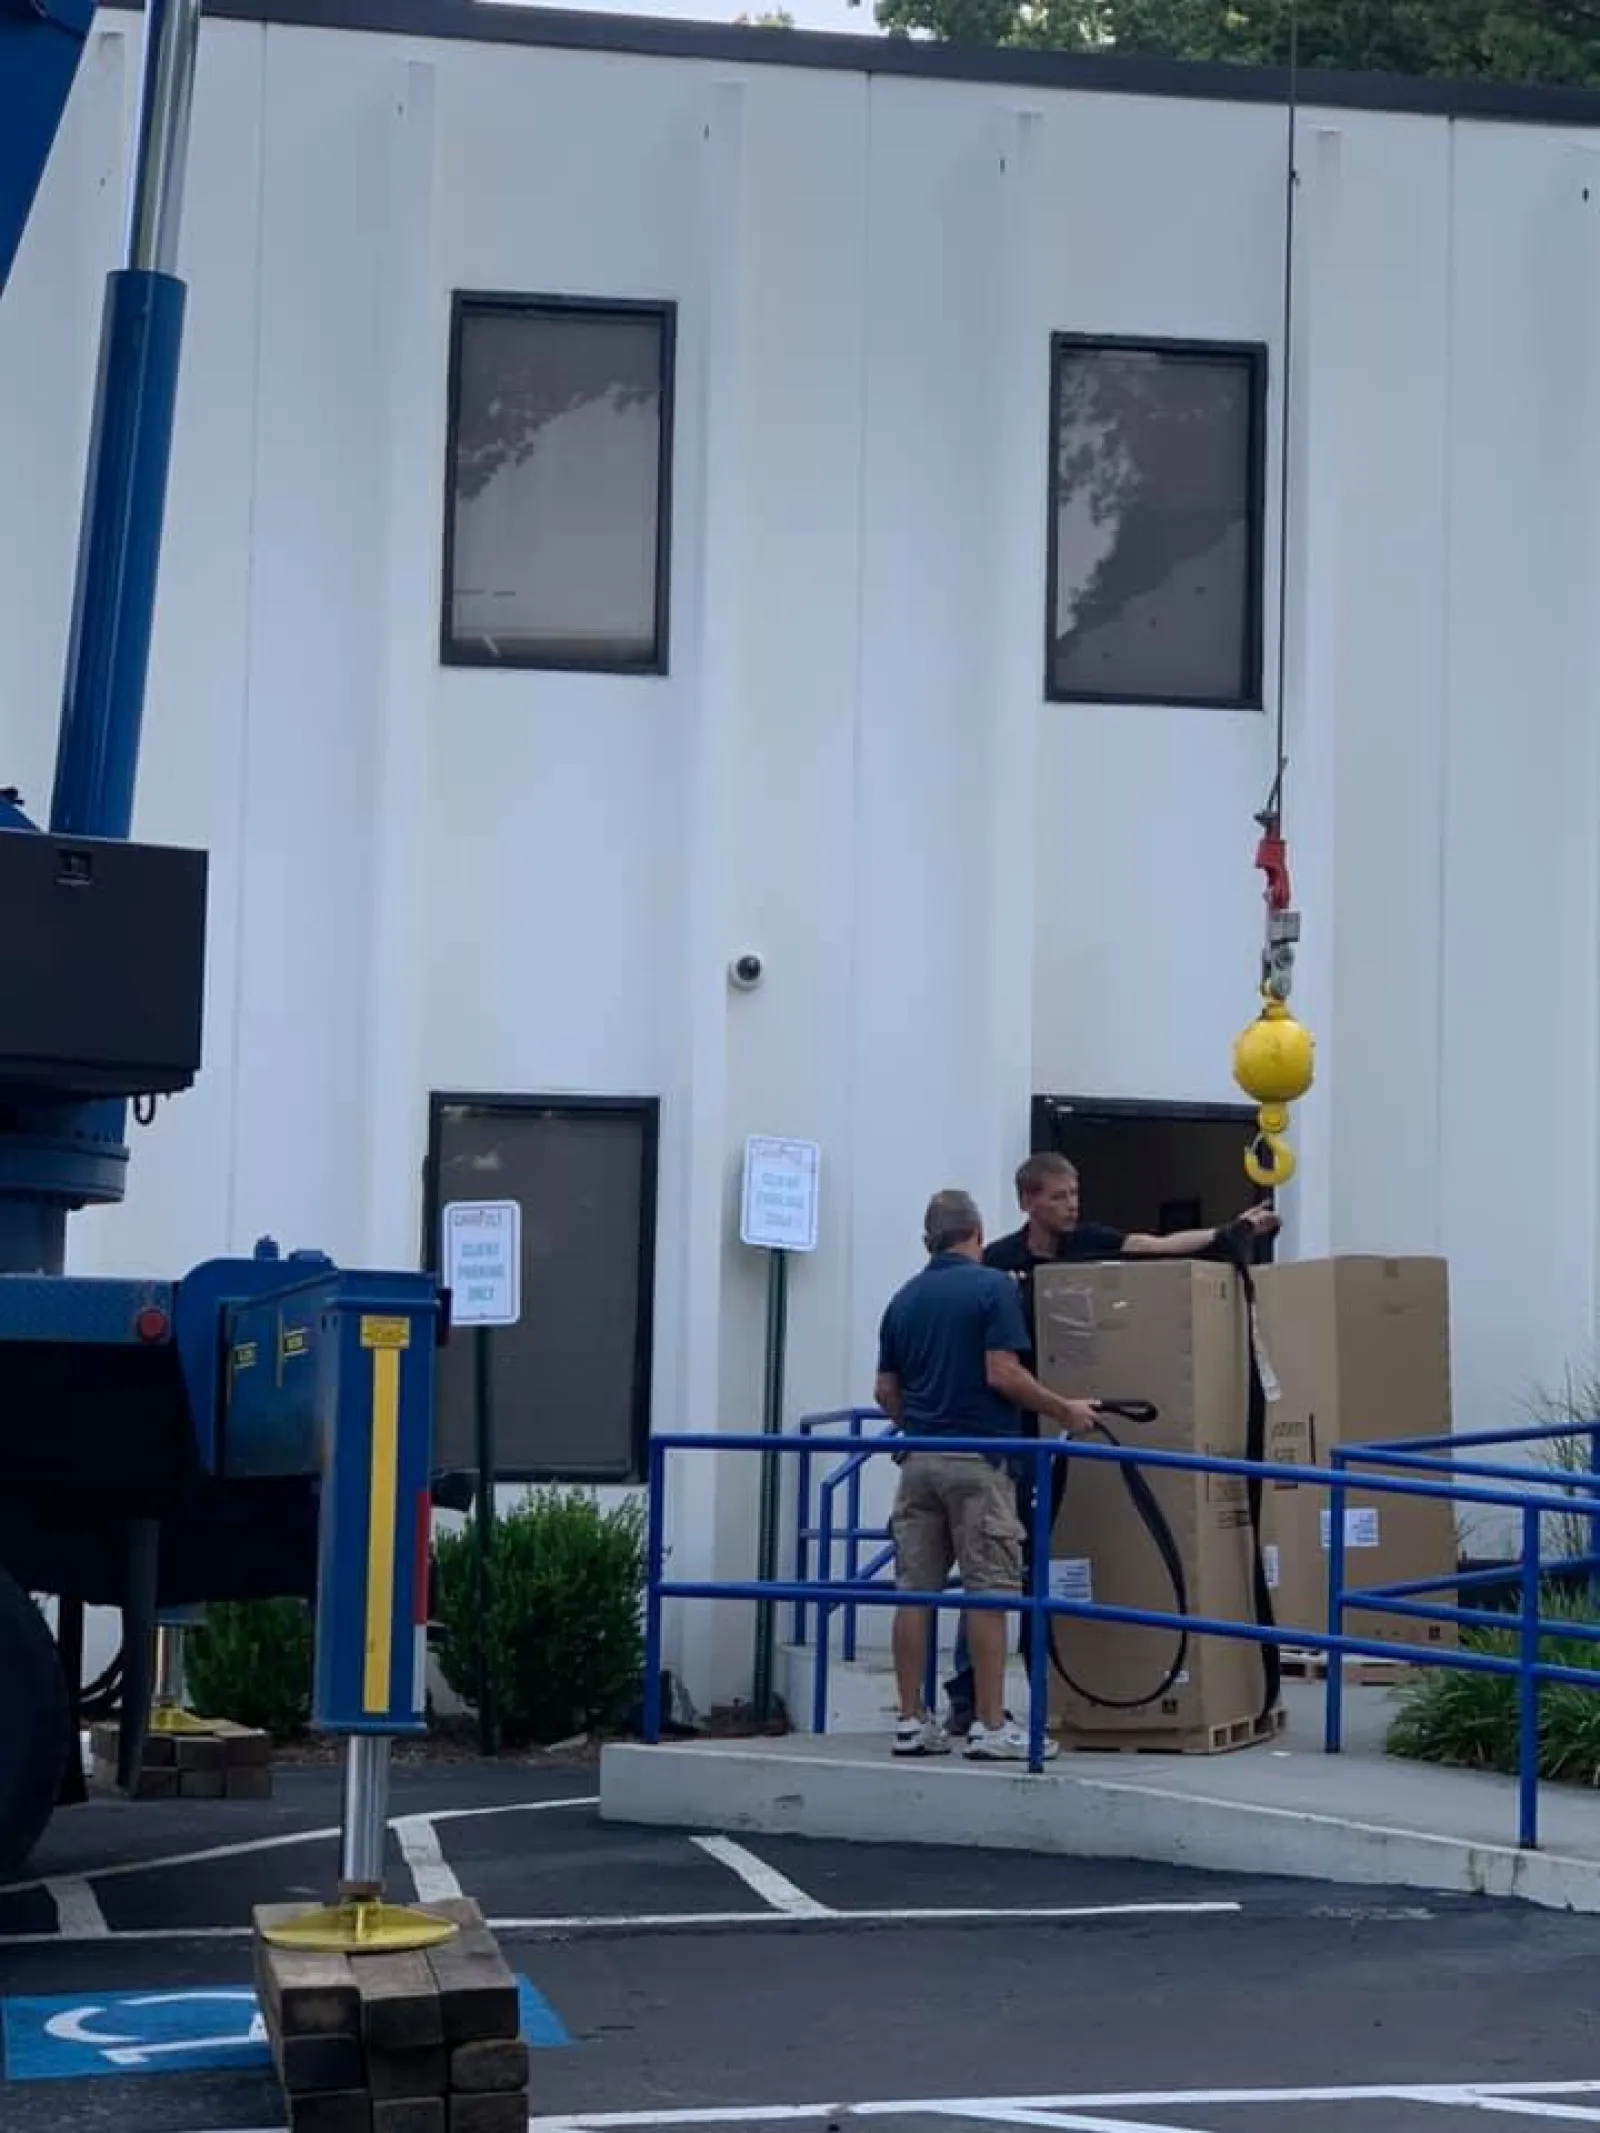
left=421, top=1091, right=661, bottom=1485
left=440, top=292, right=678, bottom=677
left=1043, top=332, right=1269, bottom=713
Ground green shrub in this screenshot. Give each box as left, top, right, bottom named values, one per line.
left=1515, top=1364, right=1600, bottom=1564
left=434, top=1490, right=646, bottom=1747
left=185, top=1599, right=313, bottom=1741
left=1387, top=1586, right=1600, bottom=1785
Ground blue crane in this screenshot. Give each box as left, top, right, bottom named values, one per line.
left=0, top=0, right=448, bottom=1927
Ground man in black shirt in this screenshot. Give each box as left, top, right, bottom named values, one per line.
left=944, top=1151, right=1280, bottom=1732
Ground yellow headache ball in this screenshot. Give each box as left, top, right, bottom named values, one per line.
left=1232, top=1007, right=1315, bottom=1108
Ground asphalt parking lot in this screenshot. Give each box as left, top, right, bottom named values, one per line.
left=2, top=1761, right=1598, bottom=2133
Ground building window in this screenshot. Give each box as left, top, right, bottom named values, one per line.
left=442, top=296, right=676, bottom=673
left=1046, top=336, right=1266, bottom=709
left=424, top=1095, right=659, bottom=1484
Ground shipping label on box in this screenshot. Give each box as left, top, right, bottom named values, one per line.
left=1320, top=1506, right=1381, bottom=1550
left=1049, top=1557, right=1093, bottom=1604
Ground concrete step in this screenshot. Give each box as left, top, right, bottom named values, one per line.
left=602, top=1681, right=1600, bottom=1914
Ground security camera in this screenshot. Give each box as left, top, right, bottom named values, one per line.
left=728, top=953, right=764, bottom=991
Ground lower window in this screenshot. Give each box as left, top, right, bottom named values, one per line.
left=425, top=1094, right=659, bottom=1483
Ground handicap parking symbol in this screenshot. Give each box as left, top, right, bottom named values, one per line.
left=2, top=1990, right=270, bottom=2081
left=3, top=1978, right=568, bottom=2082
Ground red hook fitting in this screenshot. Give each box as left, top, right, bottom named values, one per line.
left=1254, top=816, right=1292, bottom=914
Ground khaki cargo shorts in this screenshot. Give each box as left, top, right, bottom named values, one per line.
left=890, top=1452, right=1024, bottom=1596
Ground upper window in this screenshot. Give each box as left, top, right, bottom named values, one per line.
left=442, top=296, right=676, bottom=673
left=1046, top=337, right=1266, bottom=709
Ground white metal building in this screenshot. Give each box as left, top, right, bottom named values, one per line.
left=3, top=0, right=1598, bottom=1703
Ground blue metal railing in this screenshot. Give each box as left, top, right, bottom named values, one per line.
left=792, top=1409, right=889, bottom=1652
left=645, top=1423, right=1600, bottom=1851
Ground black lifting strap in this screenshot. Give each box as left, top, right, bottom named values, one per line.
left=1044, top=1237, right=1282, bottom=1721
left=1222, top=1232, right=1283, bottom=1722
left=1045, top=1398, right=1192, bottom=1712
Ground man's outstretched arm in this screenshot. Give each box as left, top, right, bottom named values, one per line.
left=1122, top=1204, right=1280, bottom=1258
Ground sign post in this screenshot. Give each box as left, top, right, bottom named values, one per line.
left=441, top=1199, right=523, bottom=1756
left=739, top=1137, right=820, bottom=1722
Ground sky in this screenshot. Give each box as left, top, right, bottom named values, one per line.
left=484, top=0, right=876, bottom=36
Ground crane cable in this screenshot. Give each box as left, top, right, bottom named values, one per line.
left=1269, top=0, right=1298, bottom=826
left=1233, top=0, right=1316, bottom=1190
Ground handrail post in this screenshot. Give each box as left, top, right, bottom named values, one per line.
left=1518, top=1499, right=1541, bottom=1849
left=1027, top=1438, right=1051, bottom=1773
left=1588, top=1425, right=1600, bottom=1614
left=794, top=1432, right=813, bottom=1648
left=812, top=1479, right=836, bottom=1735
left=642, top=1439, right=666, bottom=1744
left=845, top=1415, right=863, bottom=1662
left=1323, top=1447, right=1348, bottom=1754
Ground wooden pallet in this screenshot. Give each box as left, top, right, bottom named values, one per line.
left=1277, top=1647, right=1419, bottom=1688
left=89, top=1717, right=273, bottom=1800
left=1054, top=1703, right=1289, bottom=1758
left=253, top=1896, right=528, bottom=2133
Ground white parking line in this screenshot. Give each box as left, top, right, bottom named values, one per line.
left=690, top=1836, right=831, bottom=1916
left=0, top=1792, right=598, bottom=1899
left=170, top=2086, right=1600, bottom=2133
left=521, top=2083, right=1600, bottom=2129
left=0, top=1898, right=1245, bottom=1948
left=42, top=1876, right=109, bottom=1938
left=955, top=2114, right=1208, bottom=2133
left=393, top=1814, right=464, bottom=1905
left=1452, top=2104, right=1600, bottom=2122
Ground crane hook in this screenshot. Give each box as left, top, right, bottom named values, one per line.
left=1234, top=815, right=1315, bottom=1186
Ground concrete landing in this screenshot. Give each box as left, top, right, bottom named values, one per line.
left=601, top=1682, right=1600, bottom=1913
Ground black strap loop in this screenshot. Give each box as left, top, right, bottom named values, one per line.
left=1046, top=1399, right=1191, bottom=1712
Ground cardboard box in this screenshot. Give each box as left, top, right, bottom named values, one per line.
left=1253, top=1256, right=1457, bottom=1656
left=1034, top=1260, right=1305, bottom=1742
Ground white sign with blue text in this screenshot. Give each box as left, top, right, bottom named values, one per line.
left=740, top=1137, right=821, bottom=1254
left=442, top=1199, right=523, bottom=1327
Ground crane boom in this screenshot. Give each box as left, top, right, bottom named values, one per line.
left=0, top=0, right=448, bottom=1901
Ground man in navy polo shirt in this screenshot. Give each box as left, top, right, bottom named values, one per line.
left=874, top=1188, right=1099, bottom=1762
left=943, top=1150, right=1280, bottom=1734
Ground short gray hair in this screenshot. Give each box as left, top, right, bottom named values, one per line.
left=924, top=1189, right=982, bottom=1255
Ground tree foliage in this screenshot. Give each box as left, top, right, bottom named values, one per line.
left=862, top=0, right=1600, bottom=87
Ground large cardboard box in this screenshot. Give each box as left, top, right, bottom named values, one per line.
left=1034, top=1260, right=1304, bottom=1742
left=1253, top=1256, right=1457, bottom=1656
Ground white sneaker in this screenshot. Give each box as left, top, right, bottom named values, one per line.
left=964, top=1719, right=1057, bottom=1762
left=893, top=1713, right=952, bottom=1757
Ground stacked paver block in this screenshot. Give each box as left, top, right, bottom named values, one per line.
left=253, top=1897, right=529, bottom=2133
left=89, top=1717, right=273, bottom=1799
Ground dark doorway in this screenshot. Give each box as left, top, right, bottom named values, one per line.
left=1031, top=1095, right=1276, bottom=1258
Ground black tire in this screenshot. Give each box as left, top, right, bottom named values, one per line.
left=0, top=1571, right=71, bottom=1880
